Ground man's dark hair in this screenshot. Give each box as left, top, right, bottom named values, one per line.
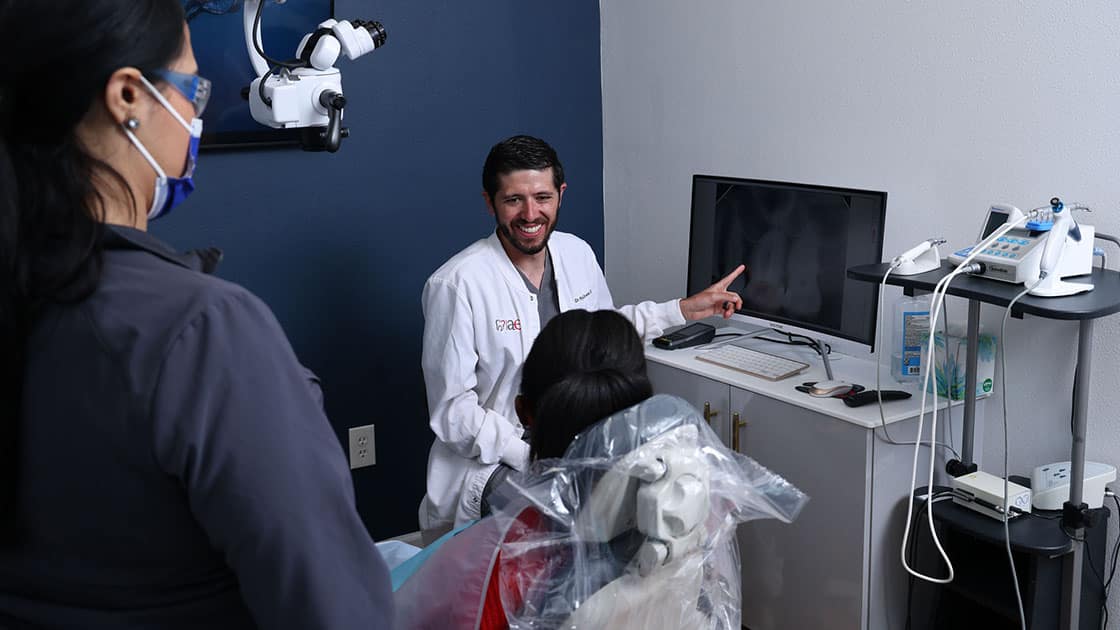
left=521, top=310, right=652, bottom=460
left=481, top=135, right=565, bottom=200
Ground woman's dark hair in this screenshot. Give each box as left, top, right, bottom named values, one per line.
left=481, top=135, right=565, bottom=200
left=0, top=0, right=186, bottom=533
left=522, top=310, right=653, bottom=460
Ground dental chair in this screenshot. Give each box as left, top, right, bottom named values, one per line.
left=393, top=394, right=807, bottom=630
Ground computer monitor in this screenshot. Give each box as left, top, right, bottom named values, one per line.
left=687, top=175, right=887, bottom=353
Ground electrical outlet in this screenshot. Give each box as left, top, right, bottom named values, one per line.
left=348, top=424, right=376, bottom=469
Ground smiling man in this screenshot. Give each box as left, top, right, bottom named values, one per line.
left=417, top=135, right=744, bottom=537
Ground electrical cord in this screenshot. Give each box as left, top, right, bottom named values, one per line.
left=251, top=0, right=314, bottom=108
left=900, top=211, right=1037, bottom=588
left=905, top=491, right=956, bottom=630
left=941, top=309, right=955, bottom=456
left=996, top=278, right=1041, bottom=630
left=1097, top=233, right=1120, bottom=248
left=253, top=0, right=307, bottom=69
left=1094, top=232, right=1119, bottom=271
left=703, top=330, right=831, bottom=356
left=899, top=266, right=965, bottom=584
left=759, top=334, right=815, bottom=349
left=1100, top=492, right=1120, bottom=630
left=1060, top=522, right=1109, bottom=629
left=1105, top=493, right=1120, bottom=593
left=758, top=332, right=831, bottom=355
left=258, top=66, right=275, bottom=107
left=994, top=213, right=1109, bottom=630
left=874, top=264, right=961, bottom=458
left=808, top=338, right=831, bottom=357
left=782, top=331, right=830, bottom=352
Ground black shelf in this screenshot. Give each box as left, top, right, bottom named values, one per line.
left=927, top=497, right=1072, bottom=556
left=848, top=262, right=1120, bottom=320
left=908, top=496, right=1109, bottom=630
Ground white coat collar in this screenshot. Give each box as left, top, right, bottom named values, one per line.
left=483, top=230, right=584, bottom=308
left=484, top=231, right=535, bottom=294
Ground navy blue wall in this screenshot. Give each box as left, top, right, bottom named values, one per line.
left=155, top=0, right=603, bottom=539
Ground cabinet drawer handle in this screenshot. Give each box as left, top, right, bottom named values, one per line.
left=703, top=402, right=719, bottom=425
left=732, top=412, right=747, bottom=451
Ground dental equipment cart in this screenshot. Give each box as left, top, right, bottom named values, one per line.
left=848, top=261, right=1120, bottom=630
left=908, top=485, right=1109, bottom=629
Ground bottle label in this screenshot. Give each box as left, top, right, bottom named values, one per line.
left=901, top=310, right=930, bottom=376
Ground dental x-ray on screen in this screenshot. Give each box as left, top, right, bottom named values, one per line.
left=687, top=175, right=887, bottom=348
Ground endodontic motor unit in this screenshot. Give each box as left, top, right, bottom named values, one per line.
left=949, top=199, right=1095, bottom=297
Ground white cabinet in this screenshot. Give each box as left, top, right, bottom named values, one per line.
left=645, top=365, right=731, bottom=445
left=647, top=349, right=975, bottom=630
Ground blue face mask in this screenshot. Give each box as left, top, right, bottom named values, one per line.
left=123, top=76, right=204, bottom=221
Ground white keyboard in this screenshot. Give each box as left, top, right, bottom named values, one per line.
left=695, top=345, right=811, bottom=381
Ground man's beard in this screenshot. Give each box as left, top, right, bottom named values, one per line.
left=497, top=218, right=557, bottom=256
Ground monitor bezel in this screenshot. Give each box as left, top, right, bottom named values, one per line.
left=686, top=174, right=888, bottom=352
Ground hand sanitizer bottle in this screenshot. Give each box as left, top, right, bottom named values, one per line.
left=892, top=294, right=931, bottom=382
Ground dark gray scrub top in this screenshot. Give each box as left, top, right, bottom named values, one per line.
left=0, top=225, right=392, bottom=630
left=516, top=249, right=561, bottom=328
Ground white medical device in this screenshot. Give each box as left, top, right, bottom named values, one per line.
left=951, top=471, right=1032, bottom=520
left=949, top=200, right=1095, bottom=297
left=243, top=0, right=386, bottom=152
left=1031, top=460, right=1116, bottom=511
left=892, top=238, right=946, bottom=276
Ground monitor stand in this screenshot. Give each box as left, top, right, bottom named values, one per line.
left=810, top=337, right=855, bottom=395
left=724, top=323, right=827, bottom=365
left=818, top=338, right=836, bottom=381
left=724, top=322, right=770, bottom=345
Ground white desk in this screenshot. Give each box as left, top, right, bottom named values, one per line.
left=646, top=332, right=980, bottom=630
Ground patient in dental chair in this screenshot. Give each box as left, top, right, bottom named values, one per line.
left=394, top=310, right=807, bottom=630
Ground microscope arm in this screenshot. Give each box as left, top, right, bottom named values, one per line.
left=243, top=0, right=270, bottom=78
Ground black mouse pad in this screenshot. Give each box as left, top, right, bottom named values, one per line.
left=796, top=382, right=865, bottom=397
left=842, top=390, right=913, bottom=407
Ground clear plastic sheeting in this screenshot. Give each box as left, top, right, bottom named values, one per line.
left=393, top=394, right=807, bottom=630
left=487, top=394, right=807, bottom=629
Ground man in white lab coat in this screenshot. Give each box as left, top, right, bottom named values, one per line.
left=418, top=135, right=744, bottom=536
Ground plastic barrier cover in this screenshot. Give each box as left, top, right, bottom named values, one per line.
left=394, top=394, right=808, bottom=630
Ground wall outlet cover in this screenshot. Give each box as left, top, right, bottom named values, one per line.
left=348, top=424, right=376, bottom=470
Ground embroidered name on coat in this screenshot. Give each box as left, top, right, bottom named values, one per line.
left=495, top=319, right=522, bottom=332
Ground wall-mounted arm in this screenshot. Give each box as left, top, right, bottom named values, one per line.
left=241, top=0, right=387, bottom=151
left=243, top=0, right=270, bottom=78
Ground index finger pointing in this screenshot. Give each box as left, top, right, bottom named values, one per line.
left=714, top=264, right=745, bottom=290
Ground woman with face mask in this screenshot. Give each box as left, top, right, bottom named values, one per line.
left=0, top=2, right=393, bottom=628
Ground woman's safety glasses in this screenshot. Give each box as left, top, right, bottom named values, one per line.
left=151, top=69, right=211, bottom=117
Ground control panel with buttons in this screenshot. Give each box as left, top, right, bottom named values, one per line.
left=948, top=228, right=1045, bottom=284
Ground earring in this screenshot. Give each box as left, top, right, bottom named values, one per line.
left=125, top=118, right=140, bottom=130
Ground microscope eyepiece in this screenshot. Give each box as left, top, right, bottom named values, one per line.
left=352, top=20, right=387, bottom=48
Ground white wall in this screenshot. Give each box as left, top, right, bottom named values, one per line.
left=603, top=0, right=1120, bottom=622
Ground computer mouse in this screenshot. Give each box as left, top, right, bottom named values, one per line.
left=808, top=380, right=853, bottom=398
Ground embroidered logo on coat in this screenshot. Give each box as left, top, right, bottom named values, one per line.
left=495, top=319, right=522, bottom=332
left=573, top=290, right=592, bottom=303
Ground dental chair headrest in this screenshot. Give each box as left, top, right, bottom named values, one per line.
left=487, top=394, right=808, bottom=629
